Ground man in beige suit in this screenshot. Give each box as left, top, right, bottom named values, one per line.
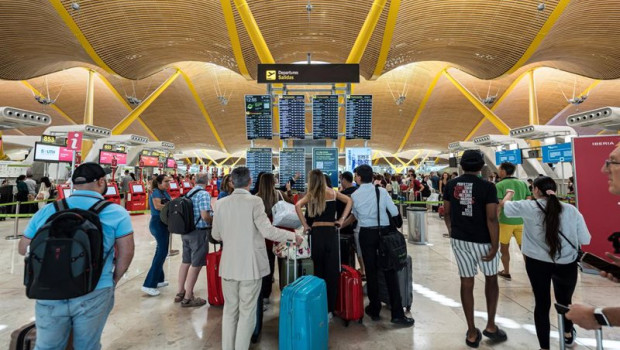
left=212, top=167, right=303, bottom=350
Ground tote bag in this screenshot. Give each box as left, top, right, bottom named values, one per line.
left=271, top=191, right=302, bottom=229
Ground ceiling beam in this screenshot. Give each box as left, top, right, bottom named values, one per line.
left=93, top=70, right=160, bottom=141
left=396, top=69, right=443, bottom=153
left=177, top=69, right=229, bottom=154
left=347, top=0, right=388, bottom=63
left=230, top=157, right=243, bottom=168
left=370, top=0, right=401, bottom=80
left=48, top=0, right=118, bottom=75
left=464, top=69, right=531, bottom=140
left=232, top=0, right=275, bottom=64
left=220, top=0, right=251, bottom=79
left=21, top=81, right=77, bottom=125
left=528, top=70, right=540, bottom=125
left=83, top=69, right=95, bottom=125
left=112, top=70, right=181, bottom=135
left=503, top=0, right=572, bottom=76
left=443, top=69, right=510, bottom=135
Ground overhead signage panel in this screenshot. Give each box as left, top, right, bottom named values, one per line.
left=313, top=148, right=339, bottom=187
left=246, top=148, right=272, bottom=186
left=279, top=95, right=305, bottom=139
left=245, top=95, right=273, bottom=140
left=257, top=64, right=360, bottom=84
left=345, top=147, right=372, bottom=172
left=495, top=149, right=522, bottom=165
left=99, top=151, right=128, bottom=165
left=312, top=95, right=339, bottom=139
left=279, top=148, right=306, bottom=191
left=345, top=95, right=372, bottom=140
left=541, top=143, right=573, bottom=163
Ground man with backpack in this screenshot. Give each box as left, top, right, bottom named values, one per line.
left=174, top=173, right=212, bottom=307
left=18, top=162, right=135, bottom=350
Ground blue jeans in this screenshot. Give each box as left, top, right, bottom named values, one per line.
left=34, top=287, right=114, bottom=350
left=143, top=215, right=169, bottom=288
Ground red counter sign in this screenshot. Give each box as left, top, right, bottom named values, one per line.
left=67, top=132, right=83, bottom=151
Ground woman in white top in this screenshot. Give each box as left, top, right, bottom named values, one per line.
left=501, top=176, right=591, bottom=350
left=35, top=177, right=53, bottom=210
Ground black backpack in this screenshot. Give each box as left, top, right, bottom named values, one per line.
left=166, top=189, right=204, bottom=234
left=24, top=197, right=113, bottom=300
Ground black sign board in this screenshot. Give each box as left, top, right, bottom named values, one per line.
left=257, top=64, right=360, bottom=84
left=246, top=148, right=273, bottom=186
left=279, top=148, right=306, bottom=191
left=345, top=95, right=373, bottom=140
left=245, top=95, right=273, bottom=140
left=312, top=95, right=339, bottom=139
left=279, top=95, right=306, bottom=139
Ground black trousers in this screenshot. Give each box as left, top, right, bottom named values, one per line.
left=525, top=255, right=578, bottom=349
left=261, top=240, right=276, bottom=299
left=311, top=226, right=340, bottom=313
left=360, top=227, right=405, bottom=319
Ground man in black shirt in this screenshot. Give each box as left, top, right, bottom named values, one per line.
left=443, top=150, right=507, bottom=348
left=337, top=172, right=362, bottom=273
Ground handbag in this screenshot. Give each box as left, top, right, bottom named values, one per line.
left=271, top=191, right=301, bottom=229
left=534, top=200, right=584, bottom=261
left=375, top=186, right=408, bottom=271
left=273, top=234, right=311, bottom=259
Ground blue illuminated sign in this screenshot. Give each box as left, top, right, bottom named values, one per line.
left=542, top=143, right=573, bottom=163
left=495, top=149, right=522, bottom=165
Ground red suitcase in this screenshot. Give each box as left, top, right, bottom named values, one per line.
left=334, top=229, right=364, bottom=326
left=206, top=245, right=224, bottom=306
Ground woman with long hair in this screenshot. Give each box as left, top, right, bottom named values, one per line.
left=218, top=174, right=234, bottom=199
left=142, top=175, right=172, bottom=296
left=295, top=169, right=352, bottom=319
left=439, top=172, right=450, bottom=195
left=501, top=176, right=591, bottom=350
left=36, top=176, right=53, bottom=210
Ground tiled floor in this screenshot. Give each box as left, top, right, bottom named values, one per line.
left=1, top=212, right=620, bottom=349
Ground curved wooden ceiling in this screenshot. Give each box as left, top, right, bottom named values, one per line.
left=1, top=0, right=620, bottom=156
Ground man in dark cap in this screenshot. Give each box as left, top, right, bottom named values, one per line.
left=442, top=150, right=507, bottom=347
left=18, top=163, right=135, bottom=349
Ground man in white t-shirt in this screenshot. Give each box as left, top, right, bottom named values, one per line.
left=567, top=145, right=620, bottom=329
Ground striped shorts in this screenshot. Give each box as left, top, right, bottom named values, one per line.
left=451, top=238, right=500, bottom=278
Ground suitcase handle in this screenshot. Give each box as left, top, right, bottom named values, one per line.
left=555, top=303, right=605, bottom=350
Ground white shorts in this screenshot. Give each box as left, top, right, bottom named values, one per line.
left=451, top=238, right=500, bottom=278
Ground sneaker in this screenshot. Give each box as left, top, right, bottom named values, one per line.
left=157, top=281, right=169, bottom=288
left=142, top=286, right=160, bottom=296
left=564, top=328, right=576, bottom=348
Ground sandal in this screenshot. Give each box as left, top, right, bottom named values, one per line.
left=497, top=271, right=512, bottom=280
left=483, top=327, right=508, bottom=343
left=465, top=329, right=482, bottom=348
left=174, top=292, right=185, bottom=303
left=181, top=296, right=207, bottom=308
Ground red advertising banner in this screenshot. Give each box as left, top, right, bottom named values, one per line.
left=66, top=132, right=83, bottom=151
left=59, top=147, right=73, bottom=162
left=140, top=155, right=159, bottom=167
left=166, top=158, right=177, bottom=168
left=99, top=151, right=128, bottom=165
left=573, top=135, right=620, bottom=258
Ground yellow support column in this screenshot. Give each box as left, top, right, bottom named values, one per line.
left=232, top=0, right=275, bottom=64
left=443, top=70, right=510, bottom=135
left=220, top=0, right=251, bottom=79
left=346, top=0, right=388, bottom=64
left=82, top=69, right=95, bottom=159
left=112, top=70, right=181, bottom=135
left=528, top=70, right=540, bottom=125
left=370, top=0, right=402, bottom=80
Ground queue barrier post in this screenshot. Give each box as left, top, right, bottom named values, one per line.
left=6, top=201, right=22, bottom=240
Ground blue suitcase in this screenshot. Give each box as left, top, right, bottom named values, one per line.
left=279, top=275, right=329, bottom=350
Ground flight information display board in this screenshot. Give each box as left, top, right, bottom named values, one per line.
left=279, top=148, right=306, bottom=191
left=345, top=95, right=372, bottom=140
left=312, top=95, right=339, bottom=139
left=279, top=95, right=305, bottom=139
left=245, top=95, right=273, bottom=140
left=246, top=148, right=273, bottom=186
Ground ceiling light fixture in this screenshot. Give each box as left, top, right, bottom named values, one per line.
left=71, top=2, right=80, bottom=10
left=537, top=3, right=545, bottom=11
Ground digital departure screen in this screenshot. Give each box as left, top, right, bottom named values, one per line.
left=345, top=95, right=372, bottom=140
left=312, top=95, right=339, bottom=139
left=279, top=148, right=306, bottom=191
left=279, top=95, right=305, bottom=139
left=246, top=148, right=272, bottom=186
left=245, top=95, right=273, bottom=140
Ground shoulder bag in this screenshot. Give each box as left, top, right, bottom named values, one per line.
left=271, top=190, right=302, bottom=229
left=376, top=186, right=408, bottom=271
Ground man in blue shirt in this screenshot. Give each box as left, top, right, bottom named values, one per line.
left=349, top=164, right=414, bottom=327
left=175, top=173, right=212, bottom=307
left=18, top=163, right=135, bottom=350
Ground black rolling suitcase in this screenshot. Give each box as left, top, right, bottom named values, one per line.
left=377, top=254, right=413, bottom=312
left=339, top=233, right=356, bottom=268
left=555, top=303, right=604, bottom=350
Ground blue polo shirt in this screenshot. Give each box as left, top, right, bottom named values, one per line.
left=24, top=190, right=134, bottom=290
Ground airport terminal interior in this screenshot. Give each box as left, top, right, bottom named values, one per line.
left=2, top=0, right=620, bottom=349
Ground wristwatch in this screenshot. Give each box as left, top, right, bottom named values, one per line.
left=594, top=308, right=611, bottom=326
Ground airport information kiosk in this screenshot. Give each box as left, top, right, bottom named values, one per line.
left=104, top=183, right=121, bottom=205
left=181, top=181, right=191, bottom=195
left=168, top=180, right=181, bottom=199
left=126, top=182, right=146, bottom=213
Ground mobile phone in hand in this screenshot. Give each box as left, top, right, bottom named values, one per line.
left=581, top=252, right=620, bottom=279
